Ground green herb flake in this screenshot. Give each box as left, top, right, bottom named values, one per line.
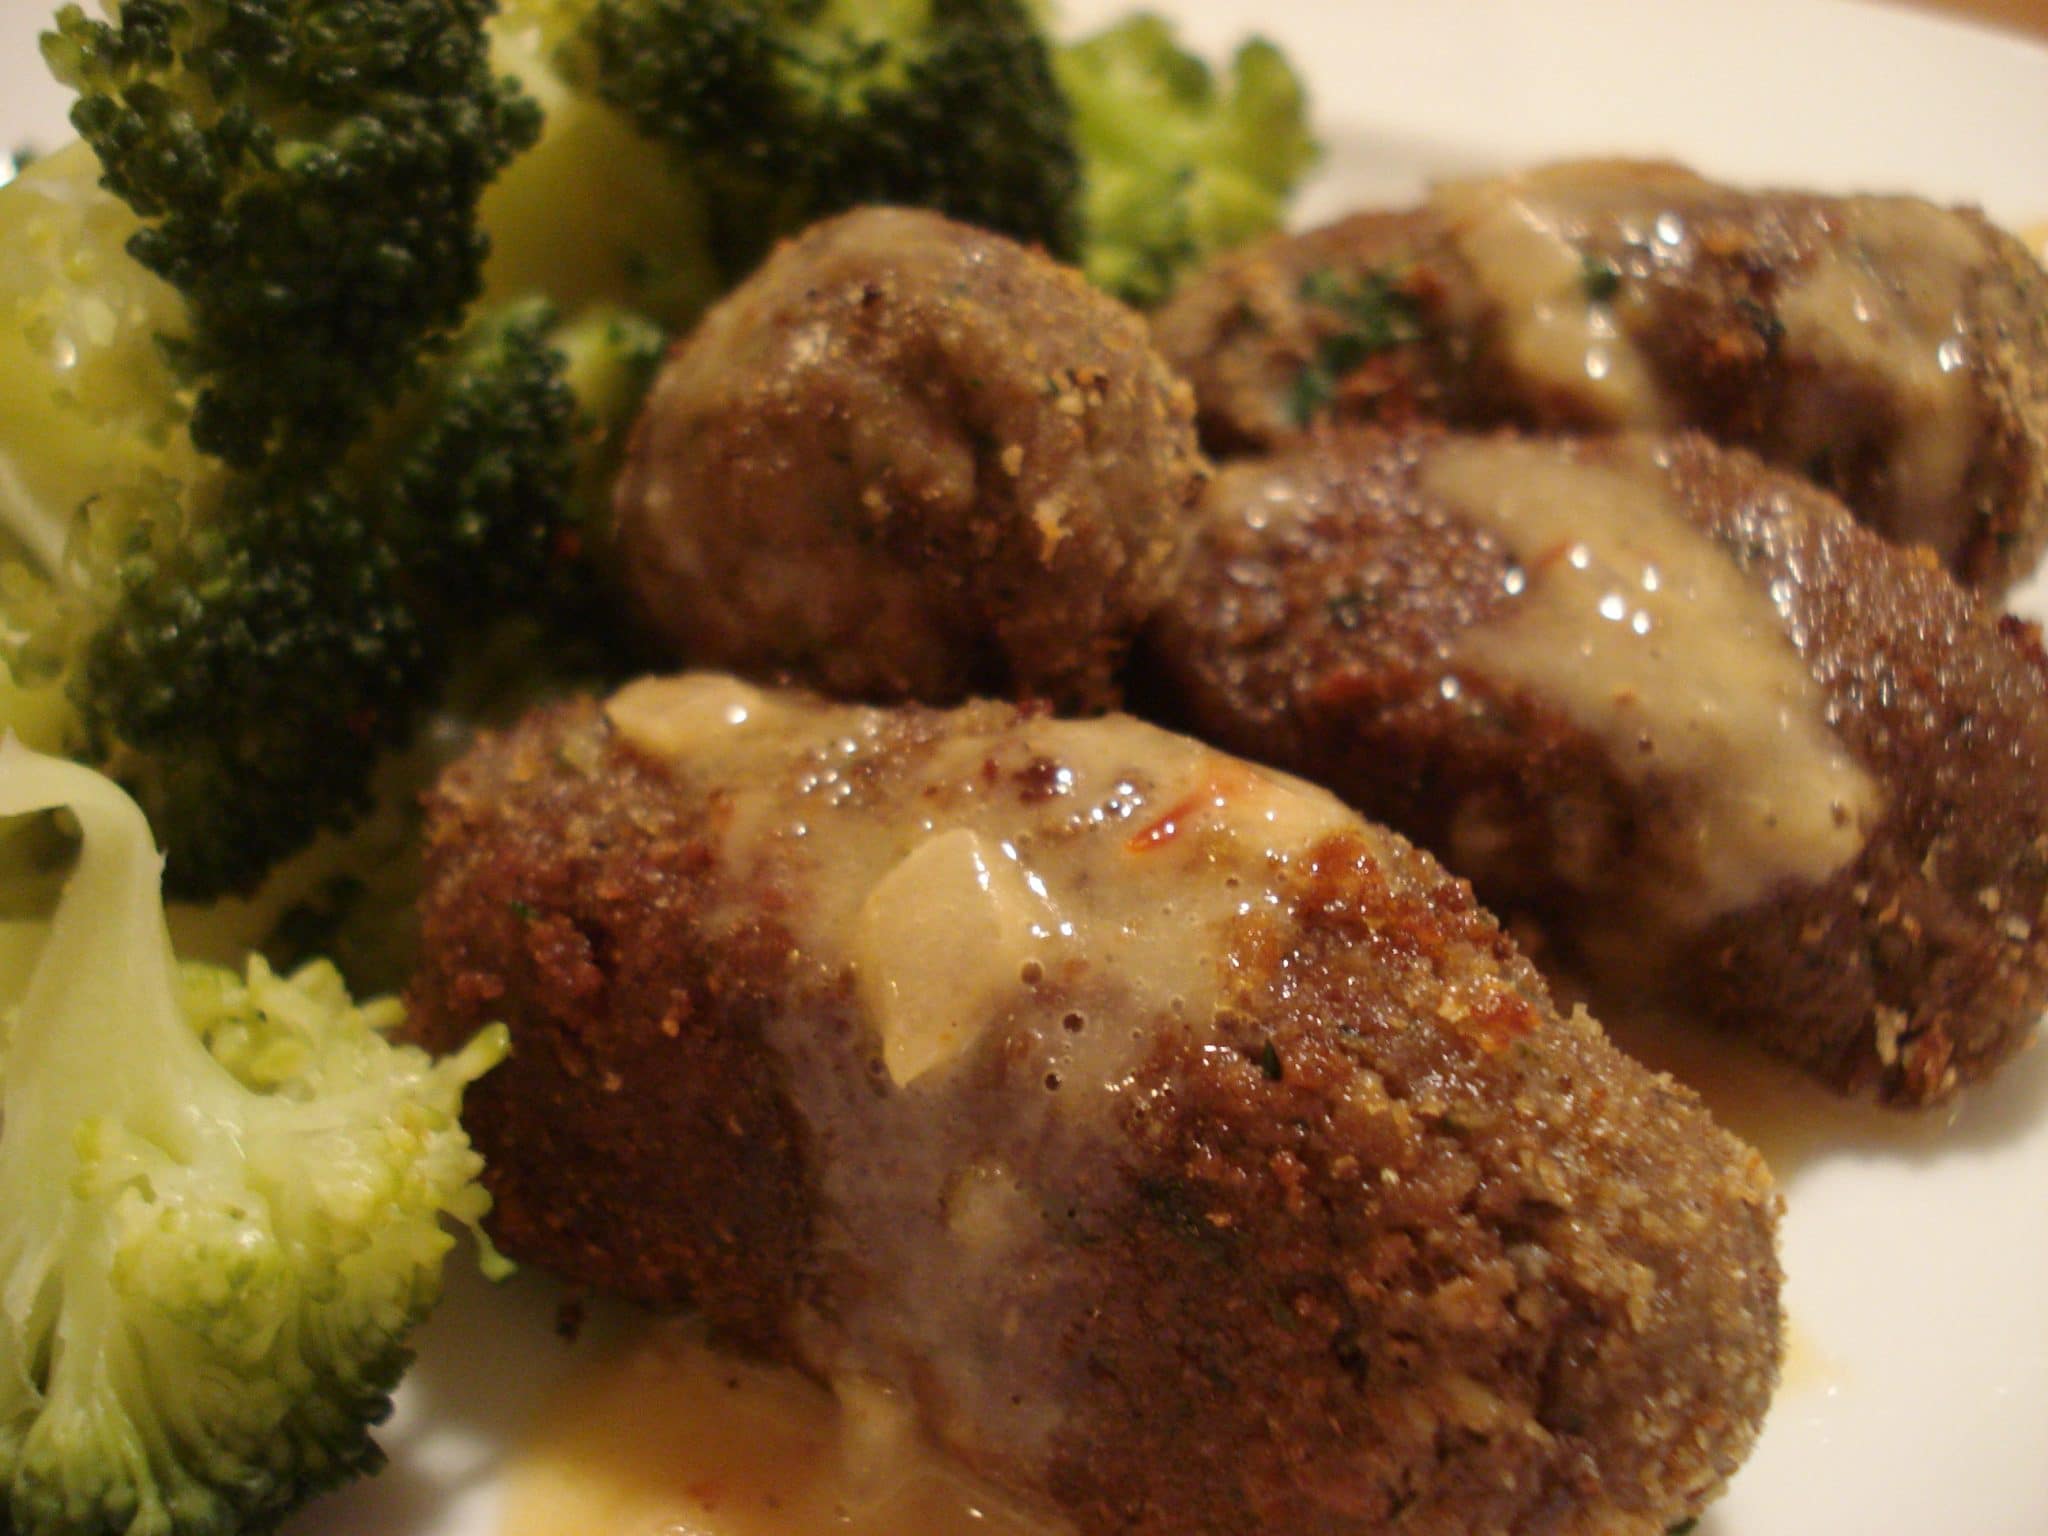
left=1287, top=266, right=1425, bottom=426
left=1736, top=296, right=1786, bottom=349
left=1287, top=362, right=1337, bottom=427
left=1326, top=590, right=1371, bottom=631
left=1299, top=266, right=1425, bottom=349
left=1299, top=267, right=1351, bottom=308
left=1259, top=1038, right=1284, bottom=1081
left=1580, top=253, right=1622, bottom=303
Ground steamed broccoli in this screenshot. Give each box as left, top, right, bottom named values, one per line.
left=0, top=739, right=506, bottom=1536
left=546, top=0, right=1083, bottom=275
left=41, top=0, right=542, bottom=472
left=3, top=0, right=1310, bottom=910
left=0, top=90, right=660, bottom=900
left=1058, top=13, right=1317, bottom=305
left=530, top=0, right=1311, bottom=307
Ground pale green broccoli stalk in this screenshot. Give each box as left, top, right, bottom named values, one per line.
left=0, top=739, right=507, bottom=1536
left=481, top=3, right=728, bottom=328
left=1057, top=13, right=1318, bottom=306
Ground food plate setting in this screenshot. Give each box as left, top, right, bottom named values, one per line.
left=2, top=2, right=2046, bottom=1535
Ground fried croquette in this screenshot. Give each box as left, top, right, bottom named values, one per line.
left=612, top=207, right=1209, bottom=710
left=409, top=674, right=1783, bottom=1536
left=1141, top=427, right=2048, bottom=1104
left=1151, top=160, right=2048, bottom=589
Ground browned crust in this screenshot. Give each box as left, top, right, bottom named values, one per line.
left=1150, top=168, right=2048, bottom=591
left=408, top=699, right=818, bottom=1345
left=409, top=693, right=1781, bottom=1536
left=1042, top=839, right=1781, bottom=1535
left=1970, top=223, right=2048, bottom=586
left=1141, top=428, right=2048, bottom=1104
left=611, top=206, right=1209, bottom=711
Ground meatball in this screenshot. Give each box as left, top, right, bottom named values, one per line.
left=1152, top=159, right=2048, bottom=590
left=612, top=207, right=1209, bottom=711
left=410, top=673, right=1782, bottom=1536
left=1141, top=427, right=2048, bottom=1105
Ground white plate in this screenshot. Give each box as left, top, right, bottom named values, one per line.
left=3, top=1, right=2046, bottom=1532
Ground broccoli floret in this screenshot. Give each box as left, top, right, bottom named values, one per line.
left=0, top=140, right=194, bottom=599
left=0, top=138, right=662, bottom=900
left=548, top=302, right=672, bottom=523
left=0, top=739, right=506, bottom=1536
left=552, top=0, right=1082, bottom=275
left=69, top=470, right=430, bottom=901
left=381, top=297, right=587, bottom=619
left=40, top=0, right=542, bottom=473
left=92, top=299, right=654, bottom=899
left=480, top=7, right=726, bottom=327
left=1057, top=13, right=1318, bottom=305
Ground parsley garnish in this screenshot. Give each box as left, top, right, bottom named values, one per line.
left=1326, top=590, right=1375, bottom=631
left=1580, top=253, right=1622, bottom=302
left=1735, top=296, right=1786, bottom=349
left=1288, top=267, right=1425, bottom=426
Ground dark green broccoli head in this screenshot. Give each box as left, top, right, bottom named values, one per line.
left=0, top=148, right=660, bottom=901
left=63, top=297, right=657, bottom=900
left=78, top=480, right=430, bottom=898
left=41, top=0, right=542, bottom=472
left=808, top=0, right=1081, bottom=257
left=382, top=297, right=583, bottom=620
left=558, top=0, right=1081, bottom=272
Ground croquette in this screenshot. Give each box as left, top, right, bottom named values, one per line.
left=1151, top=160, right=2048, bottom=589
left=409, top=674, right=1783, bottom=1536
left=612, top=207, right=1209, bottom=711
left=1141, top=427, right=2048, bottom=1104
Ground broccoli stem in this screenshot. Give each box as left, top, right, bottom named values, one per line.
left=0, top=449, right=70, bottom=577
left=0, top=745, right=200, bottom=1131
left=0, top=740, right=507, bottom=1536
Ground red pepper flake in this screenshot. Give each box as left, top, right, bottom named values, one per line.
left=1127, top=776, right=1228, bottom=852
left=1125, top=763, right=1273, bottom=852
left=1305, top=665, right=1386, bottom=712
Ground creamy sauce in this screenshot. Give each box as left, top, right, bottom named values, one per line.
left=1433, top=164, right=1996, bottom=559
left=605, top=677, right=1353, bottom=1099
left=604, top=676, right=1360, bottom=1466
left=1427, top=438, right=1879, bottom=925
left=1779, top=1321, right=1845, bottom=1399
left=606, top=676, right=1354, bottom=1072
left=499, top=1320, right=1068, bottom=1536
left=1774, top=199, right=1986, bottom=554
left=1431, top=164, right=1678, bottom=425
left=855, top=828, right=1064, bottom=1085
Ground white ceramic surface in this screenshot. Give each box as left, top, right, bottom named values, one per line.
left=2, top=1, right=2045, bottom=1532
